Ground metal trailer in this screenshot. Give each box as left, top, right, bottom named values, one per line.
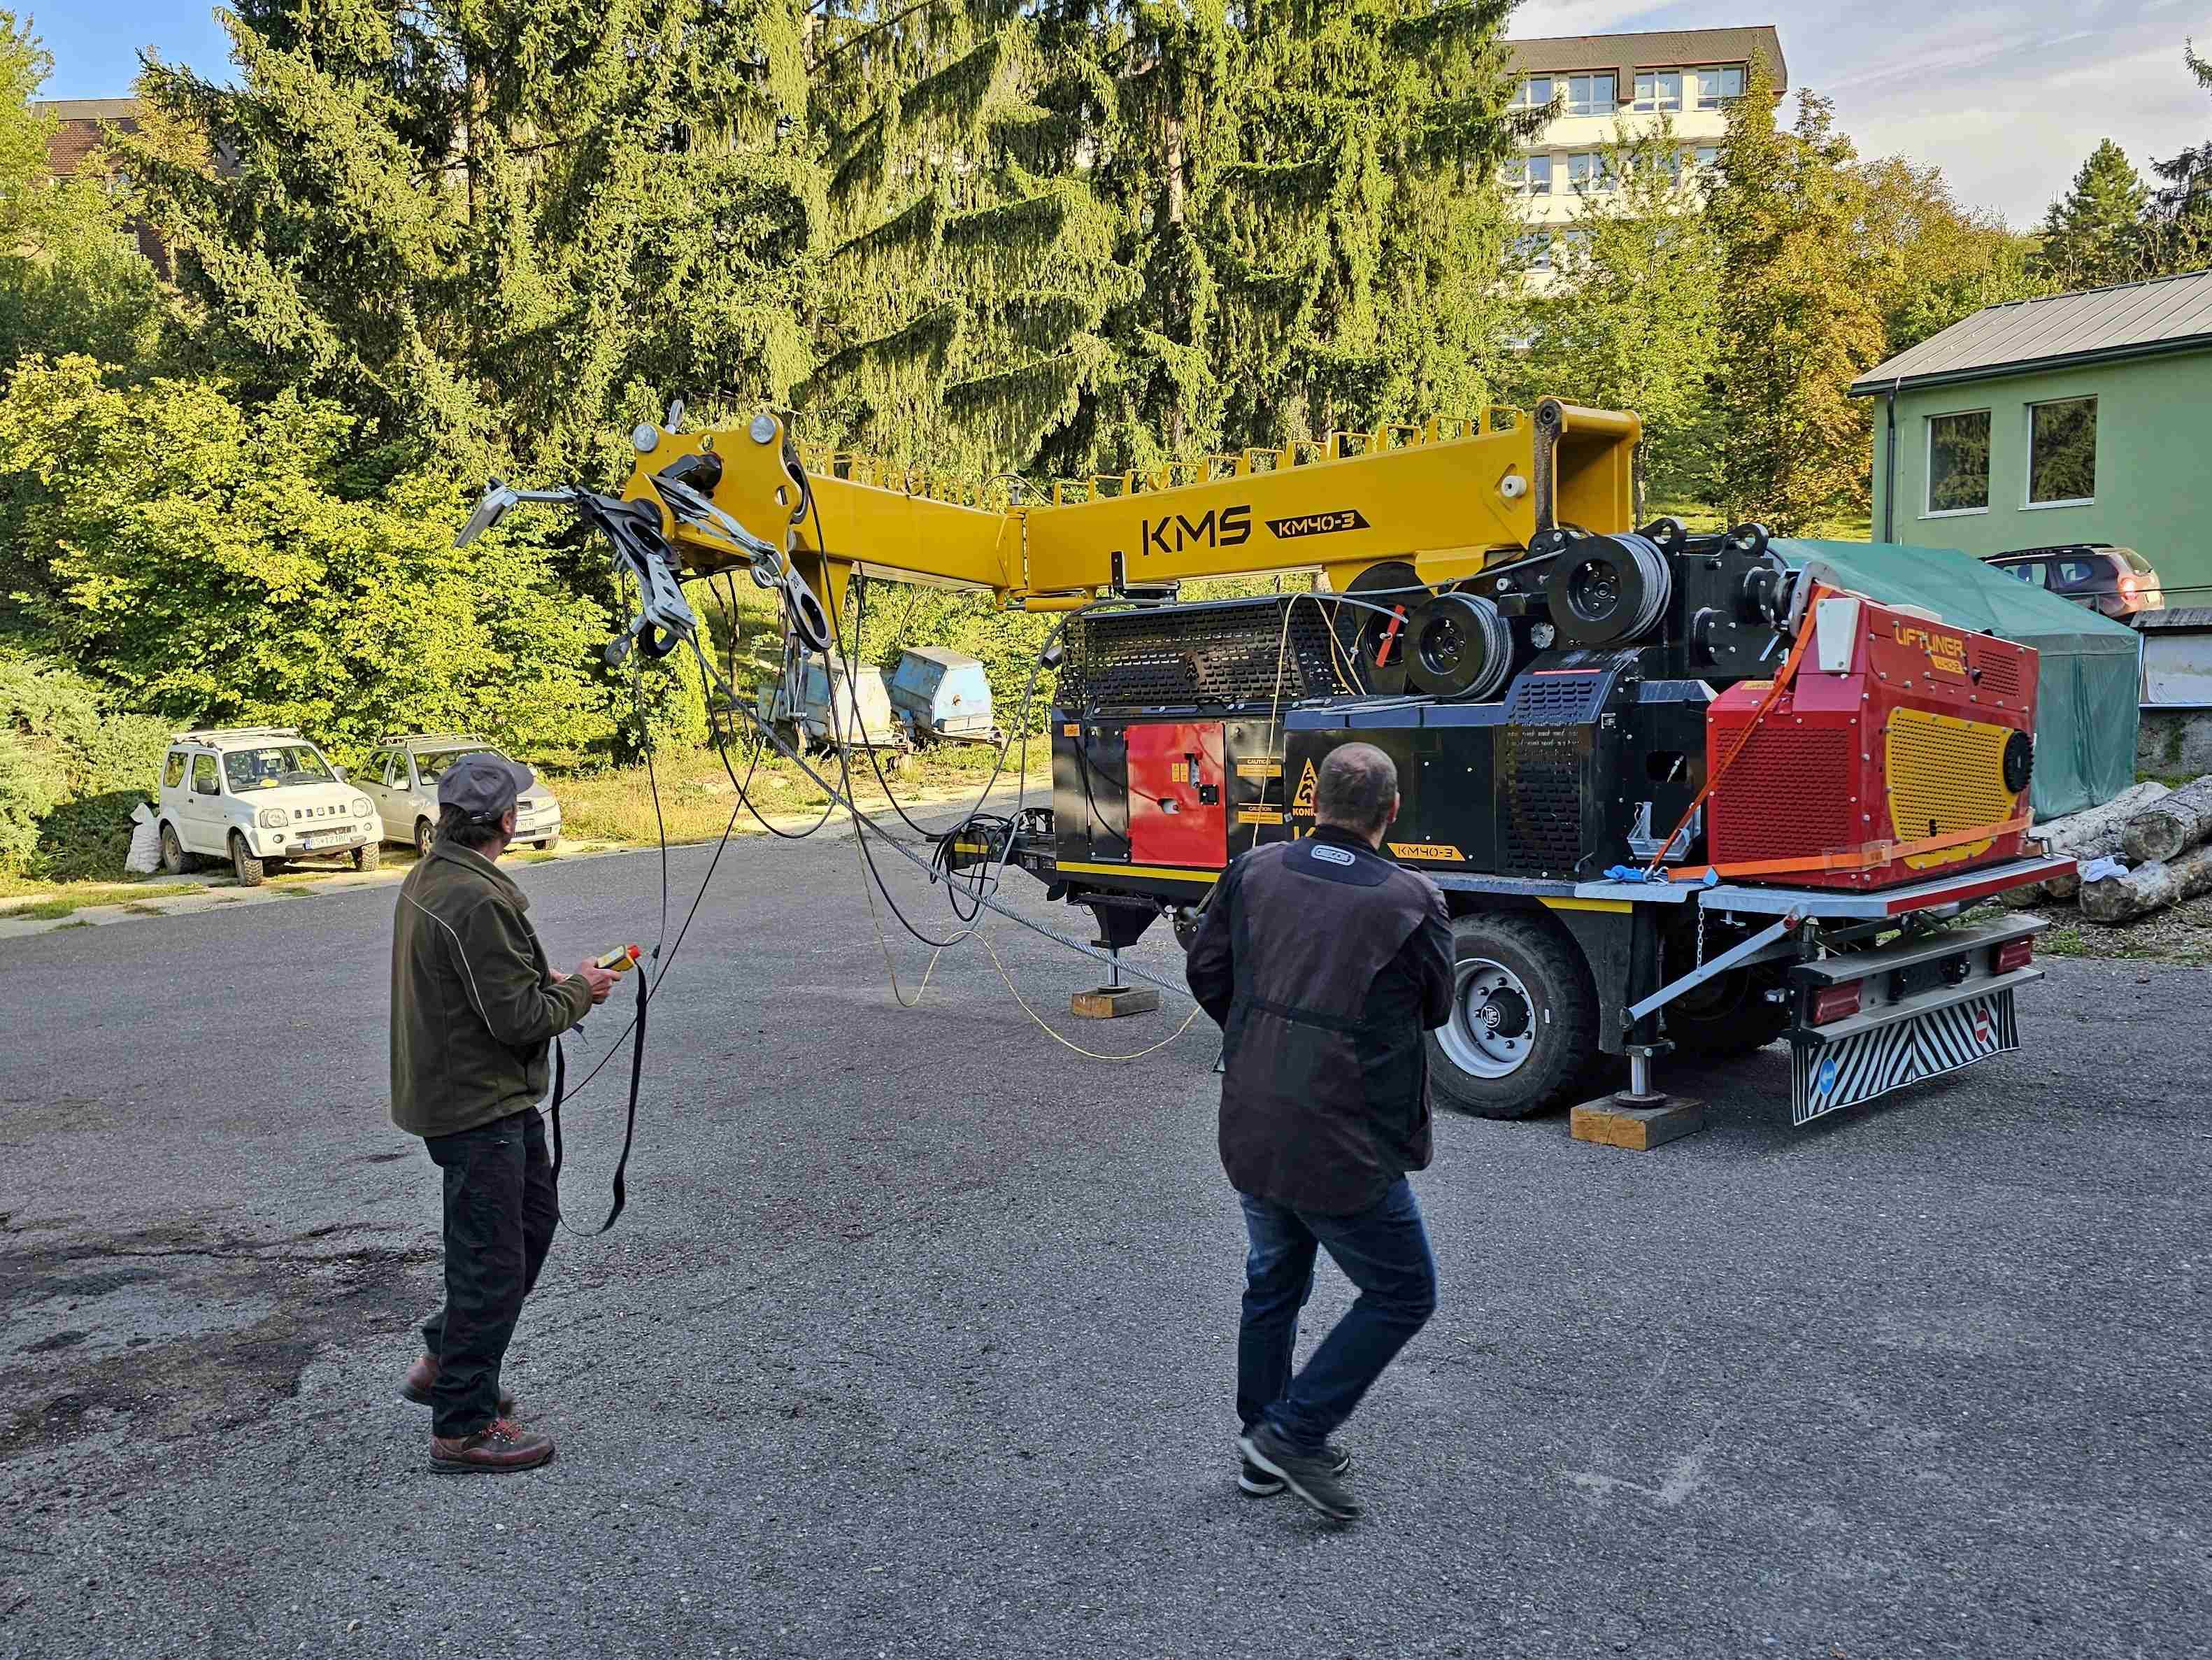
left=757, top=658, right=912, bottom=760
left=889, top=647, right=1002, bottom=746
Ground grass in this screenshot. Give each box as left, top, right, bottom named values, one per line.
left=0, top=880, right=206, bottom=921
left=553, top=739, right=1049, bottom=846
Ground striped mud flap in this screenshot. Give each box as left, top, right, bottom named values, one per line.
left=1789, top=986, right=2020, bottom=1127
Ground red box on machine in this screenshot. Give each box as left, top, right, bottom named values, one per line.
left=1702, top=596, right=2038, bottom=890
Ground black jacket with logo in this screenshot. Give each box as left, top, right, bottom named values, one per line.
left=1186, top=824, right=1454, bottom=1215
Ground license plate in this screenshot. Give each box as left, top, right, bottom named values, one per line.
left=298, top=834, right=322, bottom=849
left=1790, top=988, right=2018, bottom=1126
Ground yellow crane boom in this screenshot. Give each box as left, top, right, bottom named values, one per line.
left=618, top=398, right=1642, bottom=620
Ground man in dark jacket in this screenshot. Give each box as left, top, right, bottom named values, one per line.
left=1186, top=742, right=1453, bottom=1521
left=390, top=752, right=614, bottom=1473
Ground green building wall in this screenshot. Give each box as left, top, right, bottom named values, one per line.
left=1867, top=348, right=2212, bottom=602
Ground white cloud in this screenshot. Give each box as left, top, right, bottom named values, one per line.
left=1509, top=1, right=2208, bottom=225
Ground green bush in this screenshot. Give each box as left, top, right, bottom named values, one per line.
left=0, top=646, right=168, bottom=877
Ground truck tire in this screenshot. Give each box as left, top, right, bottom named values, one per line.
left=353, top=843, right=380, bottom=872
left=230, top=832, right=266, bottom=887
left=1427, top=909, right=1597, bottom=1119
left=159, top=822, right=190, bottom=875
left=534, top=834, right=560, bottom=853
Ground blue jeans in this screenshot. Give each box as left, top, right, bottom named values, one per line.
left=1236, top=1177, right=1438, bottom=1454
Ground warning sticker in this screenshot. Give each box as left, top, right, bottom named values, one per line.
left=1239, top=809, right=1285, bottom=825
left=1062, top=723, right=1079, bottom=737
left=1290, top=759, right=1319, bottom=816
left=1235, top=757, right=1283, bottom=779
left=1387, top=842, right=1465, bottom=863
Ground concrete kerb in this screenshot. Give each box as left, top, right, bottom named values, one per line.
left=0, top=777, right=1032, bottom=941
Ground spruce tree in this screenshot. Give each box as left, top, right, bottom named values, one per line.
left=127, top=0, right=816, bottom=480
left=1197, top=0, right=1526, bottom=454
left=2034, top=139, right=2150, bottom=291
left=2141, top=44, right=2212, bottom=277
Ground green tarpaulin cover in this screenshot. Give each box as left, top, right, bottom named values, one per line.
left=1774, top=540, right=2140, bottom=818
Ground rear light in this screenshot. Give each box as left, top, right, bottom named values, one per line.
left=2118, top=573, right=2143, bottom=595
left=1994, top=937, right=2034, bottom=974
left=1809, top=981, right=1861, bottom=1026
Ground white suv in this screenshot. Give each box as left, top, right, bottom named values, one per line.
left=156, top=728, right=384, bottom=886
left=361, top=735, right=562, bottom=858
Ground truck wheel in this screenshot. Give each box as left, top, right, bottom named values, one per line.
left=229, top=832, right=266, bottom=888
left=159, top=823, right=190, bottom=875
left=414, top=818, right=435, bottom=859
left=1427, top=910, right=1597, bottom=1119
left=353, top=843, right=380, bottom=872
left=534, top=834, right=560, bottom=853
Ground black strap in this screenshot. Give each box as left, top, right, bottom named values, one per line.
left=546, top=964, right=648, bottom=1235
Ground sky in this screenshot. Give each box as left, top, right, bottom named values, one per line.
left=33, top=0, right=2212, bottom=229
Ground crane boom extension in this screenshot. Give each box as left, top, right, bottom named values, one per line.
left=617, top=399, right=1641, bottom=614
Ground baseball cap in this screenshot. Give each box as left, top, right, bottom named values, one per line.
left=437, top=751, right=536, bottom=824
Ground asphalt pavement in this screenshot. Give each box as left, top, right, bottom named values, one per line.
left=2, top=811, right=2207, bottom=1660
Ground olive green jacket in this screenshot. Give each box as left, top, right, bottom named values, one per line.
left=389, top=838, right=594, bottom=1139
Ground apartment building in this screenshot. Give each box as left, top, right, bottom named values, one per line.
left=1503, top=27, right=1787, bottom=281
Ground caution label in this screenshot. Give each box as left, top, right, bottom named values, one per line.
left=1239, top=809, right=1285, bottom=825
left=1290, top=758, right=1319, bottom=816
left=1387, top=842, right=1465, bottom=863
left=1235, top=757, right=1283, bottom=779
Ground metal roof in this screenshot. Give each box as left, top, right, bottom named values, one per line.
left=1852, top=269, right=2212, bottom=395
left=895, top=646, right=983, bottom=667
left=1506, top=27, right=1786, bottom=91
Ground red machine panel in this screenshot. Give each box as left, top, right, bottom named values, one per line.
left=1705, top=599, right=2037, bottom=889
left=1127, top=721, right=1228, bottom=868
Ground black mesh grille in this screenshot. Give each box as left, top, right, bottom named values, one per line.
left=1499, top=725, right=1585, bottom=870
left=1059, top=600, right=1348, bottom=711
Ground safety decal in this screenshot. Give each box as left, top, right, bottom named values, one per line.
left=1386, top=842, right=1464, bottom=863
left=1290, top=759, right=1319, bottom=816
left=1235, top=758, right=1283, bottom=779
left=1239, top=809, right=1285, bottom=825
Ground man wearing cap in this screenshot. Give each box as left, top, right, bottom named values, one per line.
left=389, top=751, right=615, bottom=1473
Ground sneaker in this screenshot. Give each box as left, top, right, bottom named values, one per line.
left=1238, top=1438, right=1351, bottom=1496
left=403, top=1352, right=516, bottom=1416
left=1239, top=1421, right=1361, bottom=1521
left=429, top=1417, right=555, bottom=1474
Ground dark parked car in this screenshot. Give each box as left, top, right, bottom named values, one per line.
left=1990, top=544, right=2164, bottom=622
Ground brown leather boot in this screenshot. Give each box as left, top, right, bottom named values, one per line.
left=429, top=1417, right=555, bottom=1474
left=403, top=1352, right=516, bottom=1415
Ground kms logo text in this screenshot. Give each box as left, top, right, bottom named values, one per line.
left=1141, top=504, right=1253, bottom=556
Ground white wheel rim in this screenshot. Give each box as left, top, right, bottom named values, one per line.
left=1439, top=956, right=1536, bottom=1079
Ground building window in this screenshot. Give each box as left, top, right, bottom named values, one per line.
left=1632, top=71, right=1683, bottom=113
left=1565, top=74, right=1616, bottom=117
left=1508, top=154, right=1553, bottom=194
left=1513, top=231, right=1553, bottom=271
left=1556, top=228, right=1592, bottom=266
left=1692, top=146, right=1720, bottom=174
left=1566, top=151, right=1615, bottom=193
left=1692, top=65, right=1745, bottom=108
left=1513, top=77, right=1554, bottom=111
left=1925, top=410, right=1991, bottom=515
left=2026, top=397, right=2096, bottom=506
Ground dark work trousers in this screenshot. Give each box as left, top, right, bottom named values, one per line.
left=421, top=1108, right=558, bottom=1438
left=1236, top=1177, right=1438, bottom=1452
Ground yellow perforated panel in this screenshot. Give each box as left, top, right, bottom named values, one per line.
left=1884, top=707, right=2018, bottom=870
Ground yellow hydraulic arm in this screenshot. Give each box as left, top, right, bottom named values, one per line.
left=618, top=399, right=1642, bottom=620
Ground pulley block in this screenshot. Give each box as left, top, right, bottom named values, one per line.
left=1544, top=532, right=1674, bottom=648
left=1405, top=592, right=1515, bottom=702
